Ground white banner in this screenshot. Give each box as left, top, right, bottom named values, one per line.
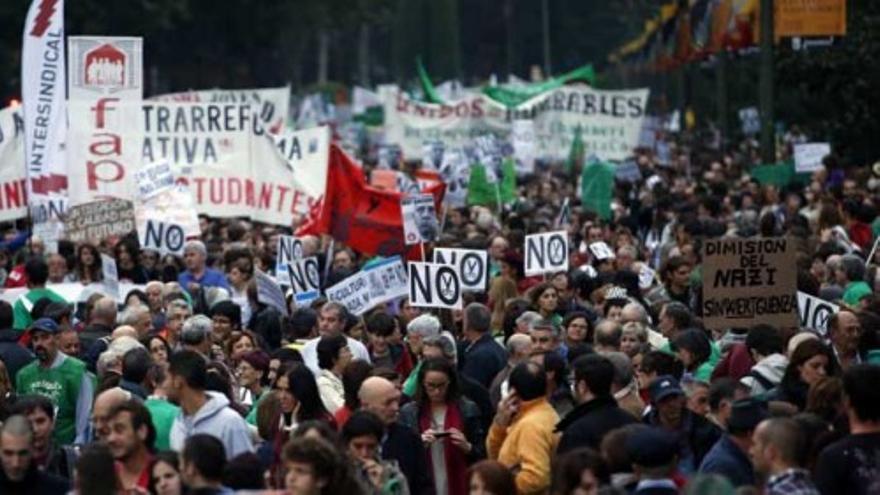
left=150, top=86, right=290, bottom=135
left=326, top=256, right=408, bottom=315
left=101, top=253, right=119, bottom=299
left=270, top=126, right=330, bottom=199
left=794, top=143, right=830, bottom=173
left=511, top=120, right=536, bottom=175
left=0, top=106, right=29, bottom=222
left=352, top=86, right=381, bottom=115
left=22, top=0, right=67, bottom=219
left=67, top=36, right=144, bottom=206
left=384, top=84, right=649, bottom=162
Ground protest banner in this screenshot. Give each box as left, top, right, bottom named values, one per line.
left=288, top=257, right=320, bottom=295
left=134, top=160, right=175, bottom=199
left=511, top=120, right=536, bottom=175
left=794, top=143, right=831, bottom=173
left=797, top=291, right=839, bottom=337
left=275, top=235, right=304, bottom=285
left=139, top=219, right=185, bottom=257
left=101, top=253, right=119, bottom=299
left=352, top=86, right=381, bottom=115
left=615, top=160, right=643, bottom=183
left=22, top=0, right=67, bottom=221
left=525, top=231, right=570, bottom=277
left=434, top=248, right=490, bottom=292
left=702, top=237, right=798, bottom=330
left=67, top=36, right=144, bottom=206
left=255, top=269, right=289, bottom=316
left=134, top=183, right=201, bottom=239
left=383, top=84, right=649, bottom=162
left=401, top=194, right=439, bottom=245
left=0, top=105, right=28, bottom=222
left=589, top=242, right=615, bottom=260
left=421, top=141, right=445, bottom=171
left=325, top=256, right=409, bottom=315
left=271, top=126, right=330, bottom=199
left=739, top=107, right=760, bottom=135
left=438, top=147, right=470, bottom=207
left=64, top=198, right=136, bottom=243
left=775, top=0, right=846, bottom=39
left=408, top=261, right=462, bottom=310
left=0, top=282, right=145, bottom=305
left=150, top=86, right=291, bottom=135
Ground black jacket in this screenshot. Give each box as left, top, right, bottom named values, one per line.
left=0, top=328, right=34, bottom=383
left=644, top=408, right=722, bottom=470
left=0, top=465, right=69, bottom=495
left=383, top=422, right=433, bottom=494
left=460, top=334, right=507, bottom=389
left=460, top=373, right=494, bottom=432
left=556, top=395, right=637, bottom=454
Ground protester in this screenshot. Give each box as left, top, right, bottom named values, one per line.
left=0, top=415, right=69, bottom=493
left=750, top=418, right=820, bottom=495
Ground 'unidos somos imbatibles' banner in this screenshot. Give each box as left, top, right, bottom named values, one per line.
left=383, top=84, right=649, bottom=162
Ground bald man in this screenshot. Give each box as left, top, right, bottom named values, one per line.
left=111, top=326, right=138, bottom=341
left=358, top=377, right=430, bottom=493
left=90, top=388, right=132, bottom=443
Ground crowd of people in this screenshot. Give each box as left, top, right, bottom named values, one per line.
left=0, top=132, right=879, bottom=495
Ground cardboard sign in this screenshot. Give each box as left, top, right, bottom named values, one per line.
left=408, top=262, right=462, bottom=310
left=101, top=254, right=119, bottom=299
left=775, top=0, right=846, bottom=39
left=797, top=291, right=839, bottom=337
left=325, top=256, right=409, bottom=315
left=255, top=269, right=289, bottom=316
left=434, top=248, right=490, bottom=292
left=139, top=219, right=185, bottom=257
left=702, top=237, right=797, bottom=330
left=288, top=257, right=320, bottom=295
left=64, top=198, right=136, bottom=243
left=589, top=242, right=615, bottom=260
left=794, top=143, right=830, bottom=173
left=525, top=231, right=569, bottom=277
left=135, top=160, right=175, bottom=199
left=275, top=235, right=304, bottom=285
left=401, top=194, right=439, bottom=245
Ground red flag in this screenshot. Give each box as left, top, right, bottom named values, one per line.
left=298, top=145, right=444, bottom=259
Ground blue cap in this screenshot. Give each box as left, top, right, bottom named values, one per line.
left=626, top=426, right=679, bottom=468
left=649, top=375, right=684, bottom=403
left=29, top=317, right=60, bottom=334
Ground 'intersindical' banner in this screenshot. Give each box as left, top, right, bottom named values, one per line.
left=383, top=84, right=649, bottom=162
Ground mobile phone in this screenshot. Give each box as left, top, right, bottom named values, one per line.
left=433, top=431, right=452, bottom=438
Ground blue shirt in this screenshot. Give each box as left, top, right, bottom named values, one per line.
left=699, top=434, right=755, bottom=487
left=178, top=268, right=231, bottom=293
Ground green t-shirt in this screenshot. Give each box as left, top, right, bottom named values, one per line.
left=13, top=287, right=68, bottom=331
left=16, top=355, right=92, bottom=445
left=145, top=398, right=180, bottom=451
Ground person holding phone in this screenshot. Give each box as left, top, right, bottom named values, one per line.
left=400, top=357, right=486, bottom=495
left=486, top=361, right=560, bottom=495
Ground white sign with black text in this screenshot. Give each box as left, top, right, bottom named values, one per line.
left=276, top=235, right=304, bottom=285
left=524, top=231, right=569, bottom=277
left=794, top=143, right=831, bottom=173
left=287, top=257, right=321, bottom=295
left=797, top=291, right=839, bottom=337
left=408, top=262, right=462, bottom=310
left=101, top=254, right=119, bottom=299
left=139, top=219, right=185, bottom=257
left=433, top=248, right=489, bottom=292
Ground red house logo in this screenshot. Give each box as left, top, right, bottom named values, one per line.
left=84, top=43, right=126, bottom=87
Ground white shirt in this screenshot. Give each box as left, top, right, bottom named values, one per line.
left=301, top=336, right=371, bottom=374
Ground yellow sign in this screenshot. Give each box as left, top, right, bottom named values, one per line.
left=775, top=0, right=847, bottom=39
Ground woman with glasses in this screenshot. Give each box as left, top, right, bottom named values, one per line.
left=400, top=357, right=486, bottom=495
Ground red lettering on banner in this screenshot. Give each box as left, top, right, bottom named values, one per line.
left=209, top=178, right=224, bottom=204
left=228, top=178, right=242, bottom=204
left=258, top=184, right=272, bottom=209
left=89, top=132, right=121, bottom=155
left=3, top=181, right=23, bottom=209
left=87, top=159, right=124, bottom=189
left=245, top=179, right=255, bottom=207
left=192, top=177, right=206, bottom=202
left=92, top=98, right=119, bottom=129
left=276, top=185, right=290, bottom=212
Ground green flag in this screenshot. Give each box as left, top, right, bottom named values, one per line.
left=581, top=161, right=615, bottom=220
left=482, top=64, right=596, bottom=108
left=467, top=159, right=516, bottom=208
left=416, top=57, right=444, bottom=104
left=751, top=161, right=808, bottom=188
left=566, top=126, right=585, bottom=176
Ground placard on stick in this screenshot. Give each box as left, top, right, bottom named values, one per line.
left=434, top=248, right=489, bottom=292
left=408, top=262, right=462, bottom=309
left=702, top=237, right=797, bottom=330
left=524, top=231, right=569, bottom=277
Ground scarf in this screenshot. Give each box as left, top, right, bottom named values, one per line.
left=418, top=401, right=468, bottom=495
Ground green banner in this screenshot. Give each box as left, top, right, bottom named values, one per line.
left=581, top=161, right=615, bottom=220
left=482, top=64, right=596, bottom=108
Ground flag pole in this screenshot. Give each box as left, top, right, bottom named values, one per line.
left=420, top=242, right=426, bottom=262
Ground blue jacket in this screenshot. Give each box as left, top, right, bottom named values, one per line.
left=698, top=434, right=755, bottom=487
left=461, top=334, right=507, bottom=389
left=178, top=268, right=231, bottom=293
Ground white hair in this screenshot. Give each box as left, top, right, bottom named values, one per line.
left=407, top=314, right=441, bottom=337
left=97, top=336, right=146, bottom=378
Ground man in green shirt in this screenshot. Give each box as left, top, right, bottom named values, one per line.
left=15, top=318, right=95, bottom=445
left=13, top=258, right=67, bottom=331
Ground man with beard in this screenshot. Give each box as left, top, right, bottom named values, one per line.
left=0, top=415, right=69, bottom=494
left=106, top=399, right=155, bottom=491
left=15, top=318, right=95, bottom=445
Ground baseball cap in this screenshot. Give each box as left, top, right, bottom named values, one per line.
left=649, top=375, right=684, bottom=404
left=29, top=317, right=60, bottom=335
